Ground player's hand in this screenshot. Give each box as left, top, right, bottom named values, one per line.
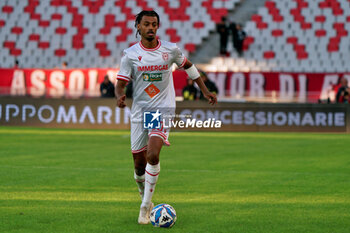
left=117, top=95, right=126, bottom=108
left=204, top=92, right=217, bottom=105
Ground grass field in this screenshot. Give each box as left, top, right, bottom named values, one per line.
left=0, top=127, right=350, bottom=233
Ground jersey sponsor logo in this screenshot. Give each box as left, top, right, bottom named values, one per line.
left=144, top=84, right=160, bottom=98
left=143, top=73, right=162, bottom=82
left=137, top=64, right=168, bottom=72
left=162, top=52, right=169, bottom=61
left=138, top=56, right=142, bottom=61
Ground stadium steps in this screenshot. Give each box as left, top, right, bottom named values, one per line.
left=229, top=0, right=267, bottom=26
left=190, top=0, right=266, bottom=64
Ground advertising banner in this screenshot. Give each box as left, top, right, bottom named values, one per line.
left=0, top=97, right=348, bottom=132
left=1, top=68, right=350, bottom=102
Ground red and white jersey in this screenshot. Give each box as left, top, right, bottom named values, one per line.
left=117, top=40, right=187, bottom=122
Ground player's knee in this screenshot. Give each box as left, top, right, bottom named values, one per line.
left=147, top=151, right=159, bottom=165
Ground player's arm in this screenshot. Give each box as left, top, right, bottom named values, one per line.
left=183, top=60, right=217, bottom=105
left=116, top=51, right=132, bottom=108
left=115, top=80, right=127, bottom=108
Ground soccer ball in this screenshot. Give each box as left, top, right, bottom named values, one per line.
left=150, top=204, right=177, bottom=228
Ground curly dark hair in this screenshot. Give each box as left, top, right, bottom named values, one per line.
left=134, top=10, right=160, bottom=38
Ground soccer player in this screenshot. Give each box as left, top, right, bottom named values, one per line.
left=115, top=10, right=217, bottom=224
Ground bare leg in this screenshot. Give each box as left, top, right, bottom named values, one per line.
left=146, top=136, right=163, bottom=165
left=133, top=150, right=147, bottom=175
left=132, top=150, right=147, bottom=200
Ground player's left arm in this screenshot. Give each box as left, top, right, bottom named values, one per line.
left=183, top=60, right=217, bottom=105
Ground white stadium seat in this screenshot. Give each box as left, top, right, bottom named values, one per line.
left=0, top=0, right=242, bottom=68
left=206, top=0, right=350, bottom=72
left=1, top=0, right=349, bottom=72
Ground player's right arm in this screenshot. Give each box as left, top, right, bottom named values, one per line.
left=115, top=51, right=132, bottom=108
left=115, top=80, right=127, bottom=108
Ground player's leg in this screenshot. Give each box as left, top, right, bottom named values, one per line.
left=131, top=122, right=154, bottom=224
left=130, top=122, right=148, bottom=201
left=137, top=124, right=171, bottom=224
left=134, top=151, right=156, bottom=225
left=141, top=135, right=163, bottom=209
left=132, top=150, right=147, bottom=200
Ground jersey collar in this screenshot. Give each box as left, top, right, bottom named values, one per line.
left=139, top=39, right=161, bottom=51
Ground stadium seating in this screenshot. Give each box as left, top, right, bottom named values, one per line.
left=209, top=0, right=350, bottom=72
left=0, top=0, right=241, bottom=68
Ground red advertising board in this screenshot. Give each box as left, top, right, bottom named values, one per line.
left=0, top=68, right=349, bottom=102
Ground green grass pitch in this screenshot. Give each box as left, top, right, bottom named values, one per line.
left=0, top=127, right=350, bottom=233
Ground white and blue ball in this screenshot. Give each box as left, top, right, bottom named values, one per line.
left=150, top=204, right=177, bottom=228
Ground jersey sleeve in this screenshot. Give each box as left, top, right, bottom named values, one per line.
left=117, top=51, right=132, bottom=82
left=172, top=45, right=187, bottom=69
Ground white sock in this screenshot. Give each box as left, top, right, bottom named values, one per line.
left=134, top=171, right=145, bottom=201
left=141, top=163, right=160, bottom=208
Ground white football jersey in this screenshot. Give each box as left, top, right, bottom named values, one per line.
left=117, top=40, right=187, bottom=122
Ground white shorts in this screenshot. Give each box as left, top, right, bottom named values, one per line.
left=130, top=122, right=171, bottom=153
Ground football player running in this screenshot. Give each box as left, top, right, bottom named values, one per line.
left=115, top=10, right=217, bottom=224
